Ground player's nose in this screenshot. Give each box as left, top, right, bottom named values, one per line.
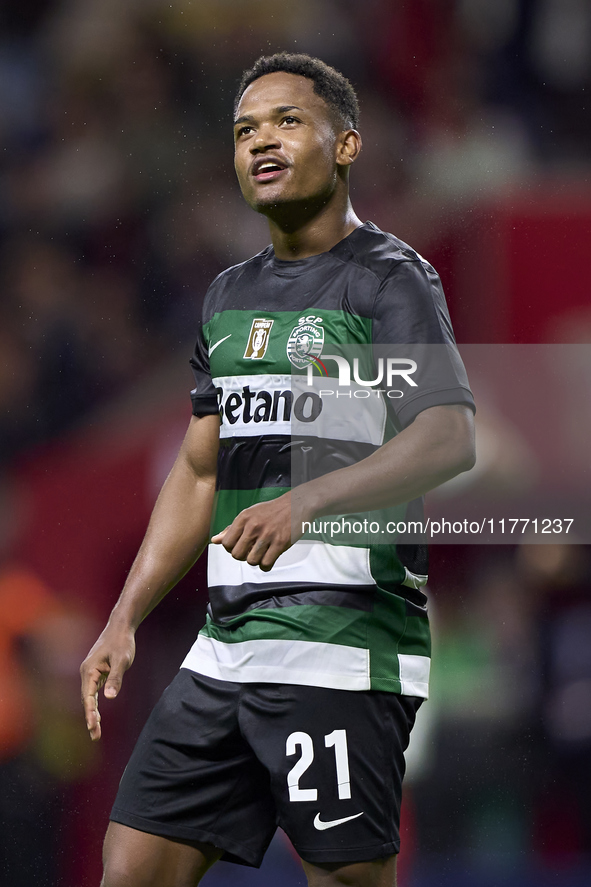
left=250, top=122, right=281, bottom=153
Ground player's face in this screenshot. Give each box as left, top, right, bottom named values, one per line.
left=234, top=72, right=342, bottom=213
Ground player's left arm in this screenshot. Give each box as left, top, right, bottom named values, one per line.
left=212, top=402, right=475, bottom=570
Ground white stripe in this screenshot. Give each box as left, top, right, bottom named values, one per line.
left=181, top=634, right=371, bottom=690
left=208, top=540, right=374, bottom=588
left=213, top=374, right=387, bottom=445
left=401, top=568, right=428, bottom=590
left=398, top=653, right=430, bottom=698
left=214, top=374, right=291, bottom=437
left=293, top=374, right=387, bottom=446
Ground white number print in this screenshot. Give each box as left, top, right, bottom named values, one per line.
left=324, top=729, right=351, bottom=800
left=286, top=729, right=352, bottom=802
left=286, top=732, right=317, bottom=802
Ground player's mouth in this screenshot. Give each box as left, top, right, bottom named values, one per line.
left=251, top=156, right=288, bottom=182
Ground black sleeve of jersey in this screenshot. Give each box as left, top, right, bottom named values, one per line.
left=371, top=260, right=475, bottom=427
left=189, top=328, right=219, bottom=417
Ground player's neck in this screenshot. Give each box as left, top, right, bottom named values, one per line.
left=266, top=198, right=362, bottom=261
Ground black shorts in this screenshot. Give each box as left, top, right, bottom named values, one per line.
left=110, top=669, right=421, bottom=867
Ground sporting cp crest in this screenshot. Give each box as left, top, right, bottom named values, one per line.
left=286, top=316, right=324, bottom=369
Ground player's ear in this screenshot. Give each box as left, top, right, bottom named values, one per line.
left=336, top=129, right=362, bottom=167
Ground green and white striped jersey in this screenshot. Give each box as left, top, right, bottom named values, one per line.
left=181, top=223, right=474, bottom=696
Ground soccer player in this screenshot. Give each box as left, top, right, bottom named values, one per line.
left=80, top=53, right=476, bottom=887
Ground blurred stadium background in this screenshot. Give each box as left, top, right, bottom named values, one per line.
left=1, top=1, right=591, bottom=885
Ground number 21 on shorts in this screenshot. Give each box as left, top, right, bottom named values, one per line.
left=286, top=729, right=351, bottom=802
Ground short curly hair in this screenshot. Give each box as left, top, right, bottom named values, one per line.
left=235, top=52, right=360, bottom=130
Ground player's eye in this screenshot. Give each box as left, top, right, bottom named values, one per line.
left=236, top=125, right=254, bottom=138
left=281, top=116, right=299, bottom=125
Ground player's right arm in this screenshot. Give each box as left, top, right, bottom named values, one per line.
left=80, top=412, right=219, bottom=741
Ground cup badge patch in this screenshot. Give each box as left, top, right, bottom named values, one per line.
left=244, top=318, right=274, bottom=359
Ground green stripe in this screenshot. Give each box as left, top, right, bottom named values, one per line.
left=400, top=614, right=432, bottom=656
left=211, top=487, right=289, bottom=536
left=367, top=590, right=430, bottom=690
left=204, top=309, right=373, bottom=379
left=202, top=597, right=430, bottom=657
left=369, top=540, right=407, bottom=591
left=201, top=605, right=369, bottom=649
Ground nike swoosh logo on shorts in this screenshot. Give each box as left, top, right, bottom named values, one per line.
left=313, top=812, right=364, bottom=830
left=208, top=334, right=232, bottom=356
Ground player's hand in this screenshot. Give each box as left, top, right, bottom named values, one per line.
left=211, top=491, right=308, bottom=571
left=80, top=624, right=136, bottom=741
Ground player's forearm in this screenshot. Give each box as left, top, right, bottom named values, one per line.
left=300, top=404, right=475, bottom=520
left=108, top=415, right=219, bottom=632
left=110, top=474, right=214, bottom=632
